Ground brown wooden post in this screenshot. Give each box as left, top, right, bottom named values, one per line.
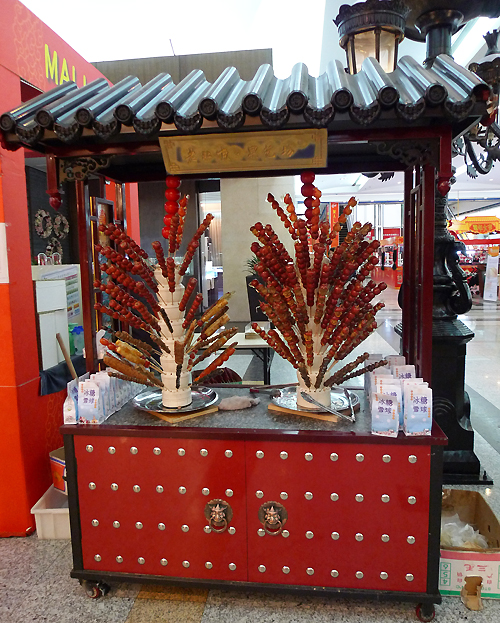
left=402, top=167, right=414, bottom=363
left=76, top=179, right=98, bottom=372
left=114, top=182, right=126, bottom=226
left=418, top=164, right=435, bottom=382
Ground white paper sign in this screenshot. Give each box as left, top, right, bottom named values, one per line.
left=0, top=223, right=9, bottom=284
left=483, top=248, right=499, bottom=302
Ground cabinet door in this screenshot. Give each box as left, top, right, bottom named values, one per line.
left=74, top=435, right=247, bottom=581
left=245, top=440, right=431, bottom=592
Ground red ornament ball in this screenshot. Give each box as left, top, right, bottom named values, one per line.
left=165, top=188, right=181, bottom=202
left=301, top=183, right=315, bottom=197
left=164, top=200, right=178, bottom=215
left=300, top=171, right=315, bottom=184
left=303, top=197, right=314, bottom=209
left=165, top=176, right=181, bottom=188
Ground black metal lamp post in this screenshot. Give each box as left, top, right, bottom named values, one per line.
left=334, top=0, right=410, bottom=74
left=335, top=0, right=499, bottom=483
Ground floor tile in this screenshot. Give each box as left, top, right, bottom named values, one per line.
left=0, top=585, right=135, bottom=623
left=126, top=598, right=205, bottom=622
left=137, top=584, right=208, bottom=602
left=0, top=536, right=67, bottom=590
left=202, top=590, right=418, bottom=622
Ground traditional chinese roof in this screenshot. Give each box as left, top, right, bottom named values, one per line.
left=0, top=54, right=489, bottom=147
left=0, top=54, right=489, bottom=182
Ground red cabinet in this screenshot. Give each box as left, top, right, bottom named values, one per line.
left=75, top=436, right=248, bottom=581
left=64, top=421, right=445, bottom=612
left=245, top=441, right=430, bottom=591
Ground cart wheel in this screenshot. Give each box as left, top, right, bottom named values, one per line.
left=80, top=580, right=102, bottom=599
left=97, top=582, right=111, bottom=596
left=416, top=603, right=435, bottom=622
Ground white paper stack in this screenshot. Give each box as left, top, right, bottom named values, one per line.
left=367, top=355, right=432, bottom=436
left=63, top=368, right=142, bottom=425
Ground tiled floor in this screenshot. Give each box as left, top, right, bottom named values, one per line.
left=2, top=286, right=500, bottom=622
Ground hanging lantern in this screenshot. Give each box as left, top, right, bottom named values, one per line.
left=334, top=0, right=410, bottom=74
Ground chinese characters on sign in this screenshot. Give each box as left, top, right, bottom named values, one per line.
left=159, top=130, right=328, bottom=175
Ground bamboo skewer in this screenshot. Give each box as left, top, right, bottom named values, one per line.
left=56, top=333, right=78, bottom=381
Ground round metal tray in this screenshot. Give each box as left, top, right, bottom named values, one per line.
left=272, top=387, right=360, bottom=414
left=133, top=387, right=218, bottom=414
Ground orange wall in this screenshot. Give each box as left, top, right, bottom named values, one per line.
left=0, top=65, right=59, bottom=535
left=0, top=3, right=106, bottom=536
left=0, top=0, right=106, bottom=90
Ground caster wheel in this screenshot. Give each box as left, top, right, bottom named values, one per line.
left=416, top=603, right=435, bottom=622
left=80, top=580, right=102, bottom=599
left=98, top=582, right=111, bottom=596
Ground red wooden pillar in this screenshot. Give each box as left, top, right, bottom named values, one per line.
left=402, top=163, right=435, bottom=383
left=76, top=180, right=98, bottom=372
left=402, top=167, right=415, bottom=364
left=417, top=165, right=436, bottom=382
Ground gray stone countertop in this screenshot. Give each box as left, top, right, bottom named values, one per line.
left=68, top=386, right=446, bottom=445
left=104, top=386, right=361, bottom=431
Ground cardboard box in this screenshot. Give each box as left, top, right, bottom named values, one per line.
left=31, top=485, right=70, bottom=539
left=49, top=447, right=67, bottom=495
left=440, top=489, right=500, bottom=598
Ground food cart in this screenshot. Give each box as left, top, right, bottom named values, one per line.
left=0, top=46, right=490, bottom=620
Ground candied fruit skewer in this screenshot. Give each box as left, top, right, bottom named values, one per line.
left=107, top=371, right=159, bottom=388
left=189, top=327, right=237, bottom=354
left=329, top=359, right=388, bottom=386
left=324, top=353, right=370, bottom=388
left=188, top=330, right=236, bottom=370
left=193, top=345, right=237, bottom=383
left=200, top=313, right=230, bottom=340
left=178, top=214, right=214, bottom=276
left=168, top=212, right=180, bottom=255
left=200, top=292, right=233, bottom=324
left=178, top=278, right=197, bottom=312
left=166, top=257, right=176, bottom=293
left=103, top=354, right=163, bottom=388
left=114, top=331, right=156, bottom=355
left=151, top=241, right=168, bottom=278
left=198, top=305, right=228, bottom=335
left=182, top=293, right=204, bottom=329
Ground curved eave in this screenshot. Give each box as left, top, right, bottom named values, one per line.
left=1, top=54, right=489, bottom=155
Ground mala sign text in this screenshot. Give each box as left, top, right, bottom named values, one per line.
left=45, top=44, right=87, bottom=87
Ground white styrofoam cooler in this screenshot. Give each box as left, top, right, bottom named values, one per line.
left=31, top=485, right=70, bottom=539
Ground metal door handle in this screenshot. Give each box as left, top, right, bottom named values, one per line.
left=204, top=499, right=233, bottom=533
left=258, top=501, right=288, bottom=536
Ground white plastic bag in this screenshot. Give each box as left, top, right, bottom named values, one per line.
left=440, top=513, right=488, bottom=549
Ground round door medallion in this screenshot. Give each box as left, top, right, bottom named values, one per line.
left=204, top=499, right=233, bottom=533
left=258, top=501, right=288, bottom=536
